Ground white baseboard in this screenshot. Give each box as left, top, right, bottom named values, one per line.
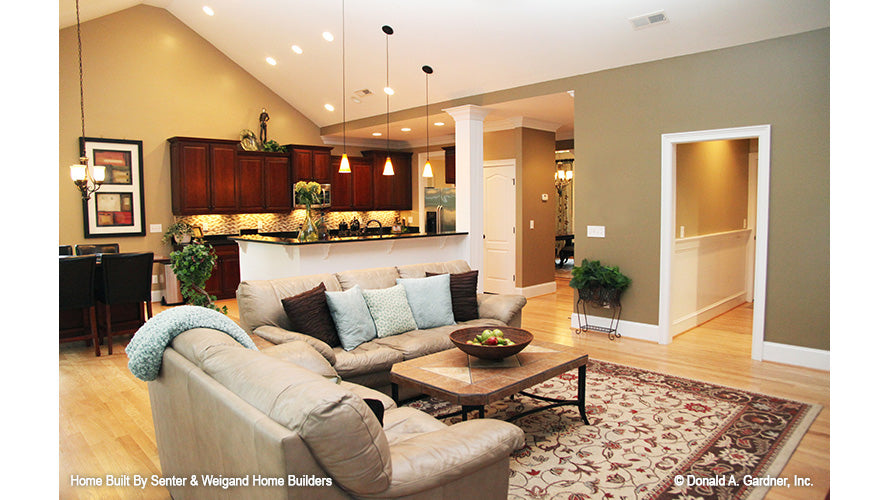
left=518, top=281, right=557, bottom=298
left=762, top=341, right=830, bottom=371
left=571, top=313, right=660, bottom=343
left=151, top=290, right=164, bottom=303
left=671, top=292, right=747, bottom=336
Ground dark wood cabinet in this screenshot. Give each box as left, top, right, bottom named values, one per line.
left=330, top=156, right=373, bottom=211
left=203, top=242, right=240, bottom=300
left=290, top=145, right=333, bottom=183
left=210, top=143, right=238, bottom=212
left=443, top=146, right=456, bottom=185
left=236, top=154, right=265, bottom=212
left=362, top=150, right=413, bottom=210
left=170, top=139, right=212, bottom=214
left=263, top=155, right=293, bottom=211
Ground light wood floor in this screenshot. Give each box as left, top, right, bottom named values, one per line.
left=59, top=279, right=829, bottom=499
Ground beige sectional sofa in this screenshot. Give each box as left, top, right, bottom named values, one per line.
left=236, top=260, right=528, bottom=391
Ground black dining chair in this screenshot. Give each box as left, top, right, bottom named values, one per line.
left=95, top=252, right=154, bottom=355
left=75, top=243, right=120, bottom=255
left=59, top=255, right=101, bottom=356
left=59, top=245, right=73, bottom=256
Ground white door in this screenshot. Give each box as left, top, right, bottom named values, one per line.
left=483, top=162, right=516, bottom=294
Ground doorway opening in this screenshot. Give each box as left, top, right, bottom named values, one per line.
left=658, top=125, right=771, bottom=360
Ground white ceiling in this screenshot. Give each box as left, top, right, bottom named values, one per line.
left=60, top=0, right=829, bottom=146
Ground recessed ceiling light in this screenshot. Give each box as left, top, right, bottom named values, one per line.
left=322, top=32, right=334, bottom=42
left=401, top=127, right=411, bottom=132
left=372, top=132, right=382, bottom=136
left=202, top=6, right=214, bottom=16
left=324, top=104, right=335, bottom=111
left=384, top=87, right=395, bottom=96
left=433, top=122, right=444, bottom=126
left=266, top=56, right=277, bottom=66
left=291, top=45, right=303, bottom=54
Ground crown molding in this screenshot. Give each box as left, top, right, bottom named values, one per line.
left=484, top=116, right=562, bottom=134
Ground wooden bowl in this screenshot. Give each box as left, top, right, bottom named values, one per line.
left=449, top=326, right=533, bottom=360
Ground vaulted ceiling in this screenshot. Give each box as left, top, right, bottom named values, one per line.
left=60, top=0, right=829, bottom=146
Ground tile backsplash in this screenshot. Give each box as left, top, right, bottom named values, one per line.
left=178, top=210, right=402, bottom=235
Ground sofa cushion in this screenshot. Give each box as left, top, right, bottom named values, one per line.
left=397, top=260, right=471, bottom=279
left=428, top=270, right=480, bottom=321
left=326, top=285, right=377, bottom=351
left=396, top=274, right=456, bottom=329
left=261, top=341, right=339, bottom=382
left=362, top=284, right=418, bottom=338
left=373, top=318, right=505, bottom=360
left=237, top=272, right=342, bottom=334
left=281, top=282, right=340, bottom=348
left=332, top=342, right=404, bottom=379
left=337, top=266, right=400, bottom=290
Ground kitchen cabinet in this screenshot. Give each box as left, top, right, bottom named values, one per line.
left=235, top=152, right=292, bottom=212
left=443, top=146, right=455, bottom=185
left=330, top=156, right=373, bottom=211
left=203, top=241, right=240, bottom=299
left=362, top=150, right=413, bottom=210
left=290, top=145, right=334, bottom=183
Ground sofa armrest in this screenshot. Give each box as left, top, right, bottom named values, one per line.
left=477, top=293, right=527, bottom=326
left=253, top=325, right=337, bottom=366
left=261, top=340, right=341, bottom=383
left=362, top=419, right=524, bottom=498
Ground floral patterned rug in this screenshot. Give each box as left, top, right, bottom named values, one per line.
left=408, top=359, right=820, bottom=500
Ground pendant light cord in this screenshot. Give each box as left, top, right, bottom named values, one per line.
left=76, top=0, right=86, bottom=140
left=342, top=0, right=346, bottom=152
left=386, top=33, right=390, bottom=155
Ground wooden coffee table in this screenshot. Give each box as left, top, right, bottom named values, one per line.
left=390, top=340, right=590, bottom=424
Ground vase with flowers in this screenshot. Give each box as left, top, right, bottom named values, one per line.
left=294, top=181, right=322, bottom=242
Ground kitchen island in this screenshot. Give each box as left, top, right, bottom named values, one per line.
left=230, top=232, right=469, bottom=281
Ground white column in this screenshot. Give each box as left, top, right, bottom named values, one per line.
left=444, top=104, right=490, bottom=282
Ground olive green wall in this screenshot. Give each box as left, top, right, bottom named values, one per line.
left=573, top=29, right=829, bottom=350
left=676, top=139, right=750, bottom=238
left=518, top=128, right=556, bottom=288
left=59, top=5, right=322, bottom=259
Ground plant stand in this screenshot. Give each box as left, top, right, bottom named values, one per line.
left=574, top=287, right=622, bottom=340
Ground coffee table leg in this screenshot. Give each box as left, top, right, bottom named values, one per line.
left=578, top=365, right=589, bottom=425
left=391, top=383, right=400, bottom=406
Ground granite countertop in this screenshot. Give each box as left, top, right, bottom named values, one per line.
left=227, top=231, right=468, bottom=246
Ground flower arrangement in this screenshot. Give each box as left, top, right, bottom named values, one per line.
left=294, top=181, right=322, bottom=207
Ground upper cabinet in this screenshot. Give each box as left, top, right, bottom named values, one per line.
left=362, top=150, right=413, bottom=210
left=443, top=146, right=456, bottom=185
left=290, top=145, right=334, bottom=184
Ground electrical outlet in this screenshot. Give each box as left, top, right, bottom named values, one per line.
left=149, top=224, right=162, bottom=233
left=152, top=275, right=159, bottom=284
left=587, top=225, right=605, bottom=238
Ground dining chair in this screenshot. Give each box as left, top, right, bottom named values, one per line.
left=59, top=255, right=101, bottom=356
left=59, top=245, right=73, bottom=256
left=75, top=243, right=120, bottom=255
left=95, top=252, right=154, bottom=354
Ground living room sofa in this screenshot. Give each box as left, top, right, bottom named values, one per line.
left=148, top=327, right=526, bottom=499
left=236, top=260, right=528, bottom=391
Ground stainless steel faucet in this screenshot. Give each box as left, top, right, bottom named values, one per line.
left=366, top=219, right=382, bottom=237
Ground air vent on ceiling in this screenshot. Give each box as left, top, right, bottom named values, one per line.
left=630, top=10, right=668, bottom=30
left=354, top=89, right=374, bottom=97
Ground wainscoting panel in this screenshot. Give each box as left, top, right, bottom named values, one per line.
left=670, top=229, right=752, bottom=336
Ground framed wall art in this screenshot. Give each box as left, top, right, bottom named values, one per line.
left=80, top=137, right=146, bottom=238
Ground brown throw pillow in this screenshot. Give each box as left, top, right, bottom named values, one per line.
left=281, top=283, right=341, bottom=348
left=426, top=270, right=479, bottom=322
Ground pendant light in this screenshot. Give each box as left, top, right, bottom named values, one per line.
left=68, top=0, right=106, bottom=200
left=337, top=0, right=351, bottom=173
left=421, top=65, right=434, bottom=179
left=382, top=25, right=395, bottom=176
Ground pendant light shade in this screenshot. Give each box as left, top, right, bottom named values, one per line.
left=382, top=25, right=395, bottom=176
left=338, top=0, right=350, bottom=174
left=422, top=160, right=433, bottom=178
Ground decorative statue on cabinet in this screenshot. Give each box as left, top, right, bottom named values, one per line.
left=259, top=108, right=270, bottom=145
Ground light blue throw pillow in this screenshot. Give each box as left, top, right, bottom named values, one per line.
left=362, top=284, right=418, bottom=338
left=325, top=285, right=377, bottom=351
left=396, top=274, right=456, bottom=329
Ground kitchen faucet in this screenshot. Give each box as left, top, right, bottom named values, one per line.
left=366, top=219, right=382, bottom=237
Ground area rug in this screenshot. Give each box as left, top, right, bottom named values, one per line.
left=408, top=358, right=820, bottom=500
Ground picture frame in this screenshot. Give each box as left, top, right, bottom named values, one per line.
left=80, top=137, right=146, bottom=238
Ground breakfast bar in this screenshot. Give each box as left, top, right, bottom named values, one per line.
left=231, top=231, right=470, bottom=281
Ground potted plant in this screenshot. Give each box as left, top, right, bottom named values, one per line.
left=170, top=242, right=227, bottom=314
left=569, top=259, right=631, bottom=307
left=162, top=220, right=193, bottom=245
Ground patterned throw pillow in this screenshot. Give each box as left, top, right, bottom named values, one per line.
left=427, top=270, right=479, bottom=322
left=361, top=284, right=418, bottom=338
left=325, top=285, right=377, bottom=351
left=396, top=274, right=455, bottom=329
left=281, top=283, right=341, bottom=348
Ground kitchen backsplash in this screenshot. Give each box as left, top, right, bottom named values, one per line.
left=178, top=210, right=403, bottom=236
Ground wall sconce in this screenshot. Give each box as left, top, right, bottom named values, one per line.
left=555, top=159, right=574, bottom=195
left=70, top=156, right=106, bottom=200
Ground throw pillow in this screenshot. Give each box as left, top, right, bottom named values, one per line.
left=361, top=284, right=418, bottom=338
left=427, top=270, right=479, bottom=321
left=396, top=274, right=456, bottom=329
left=325, top=285, right=377, bottom=351
left=281, top=283, right=341, bottom=348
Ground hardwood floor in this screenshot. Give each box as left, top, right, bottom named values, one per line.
left=58, top=280, right=829, bottom=499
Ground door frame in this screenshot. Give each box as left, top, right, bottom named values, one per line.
left=658, top=125, right=771, bottom=360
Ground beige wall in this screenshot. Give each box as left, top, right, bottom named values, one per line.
left=675, top=139, right=749, bottom=238
left=573, top=29, right=829, bottom=350
left=59, top=5, right=322, bottom=259
left=518, top=128, right=557, bottom=288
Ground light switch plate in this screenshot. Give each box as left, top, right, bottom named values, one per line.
left=149, top=224, right=162, bottom=233
left=587, top=225, right=605, bottom=238
left=530, top=220, right=535, bottom=229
